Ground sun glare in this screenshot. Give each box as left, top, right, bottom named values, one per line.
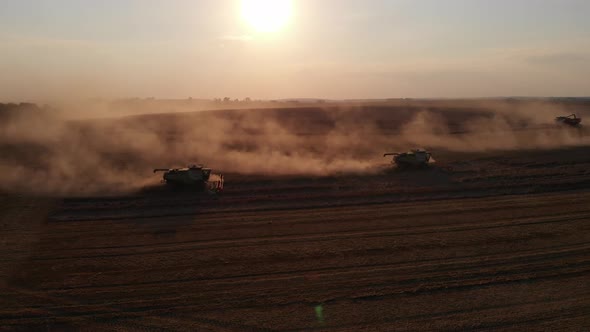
left=241, top=0, right=293, bottom=33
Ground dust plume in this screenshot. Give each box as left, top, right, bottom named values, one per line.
left=398, top=100, right=590, bottom=152
left=0, top=99, right=588, bottom=195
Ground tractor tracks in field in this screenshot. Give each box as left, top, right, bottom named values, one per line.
left=39, top=241, right=590, bottom=293
left=287, top=297, right=590, bottom=331
left=13, top=208, right=590, bottom=263
left=50, top=153, right=590, bottom=222
left=29, top=191, right=590, bottom=252
left=3, top=189, right=590, bottom=330
left=48, top=179, right=590, bottom=223
left=3, top=262, right=589, bottom=326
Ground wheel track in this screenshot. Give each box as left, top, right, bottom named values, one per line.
left=32, top=206, right=590, bottom=254
left=40, top=242, right=590, bottom=294
left=34, top=239, right=589, bottom=286
left=6, top=188, right=590, bottom=330
left=50, top=183, right=590, bottom=222
left=286, top=298, right=590, bottom=331
left=19, top=211, right=590, bottom=262
left=39, top=192, right=590, bottom=238
left=3, top=270, right=589, bottom=327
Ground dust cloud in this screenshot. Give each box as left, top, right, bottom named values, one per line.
left=401, top=102, right=589, bottom=152
left=0, top=99, right=588, bottom=195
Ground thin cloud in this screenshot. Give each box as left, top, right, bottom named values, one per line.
left=0, top=33, right=96, bottom=48
left=527, top=52, right=590, bottom=65
left=219, top=35, right=253, bottom=42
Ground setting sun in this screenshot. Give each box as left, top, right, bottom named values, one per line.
left=241, top=0, right=293, bottom=33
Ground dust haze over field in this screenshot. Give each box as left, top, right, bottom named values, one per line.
left=4, top=101, right=590, bottom=330
left=4, top=1, right=590, bottom=330
left=0, top=99, right=589, bottom=195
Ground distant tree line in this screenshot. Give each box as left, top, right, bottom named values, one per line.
left=212, top=97, right=253, bottom=103
left=0, top=103, right=53, bottom=120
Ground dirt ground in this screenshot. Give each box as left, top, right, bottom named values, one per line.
left=1, top=103, right=590, bottom=330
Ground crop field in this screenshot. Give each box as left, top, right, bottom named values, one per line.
left=1, top=103, right=590, bottom=331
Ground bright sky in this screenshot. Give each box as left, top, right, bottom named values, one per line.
left=1, top=0, right=589, bottom=101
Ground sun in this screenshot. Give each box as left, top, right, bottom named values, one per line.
left=241, top=0, right=293, bottom=33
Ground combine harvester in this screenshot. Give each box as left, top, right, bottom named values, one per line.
left=555, top=114, right=582, bottom=127
left=153, top=164, right=224, bottom=192
left=383, top=149, right=432, bottom=169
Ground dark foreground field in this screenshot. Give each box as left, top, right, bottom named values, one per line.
left=2, top=147, right=590, bottom=331
left=1, top=103, right=590, bottom=331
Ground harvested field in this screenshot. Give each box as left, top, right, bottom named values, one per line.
left=1, top=104, right=590, bottom=330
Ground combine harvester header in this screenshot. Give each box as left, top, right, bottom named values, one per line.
left=555, top=114, right=582, bottom=127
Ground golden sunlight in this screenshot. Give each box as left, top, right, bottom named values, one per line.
left=241, top=0, right=293, bottom=33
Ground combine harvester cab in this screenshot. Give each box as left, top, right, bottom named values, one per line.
left=555, top=114, right=582, bottom=127
left=153, top=164, right=224, bottom=192
left=384, top=149, right=432, bottom=168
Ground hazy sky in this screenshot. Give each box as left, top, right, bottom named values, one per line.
left=1, top=0, right=589, bottom=101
